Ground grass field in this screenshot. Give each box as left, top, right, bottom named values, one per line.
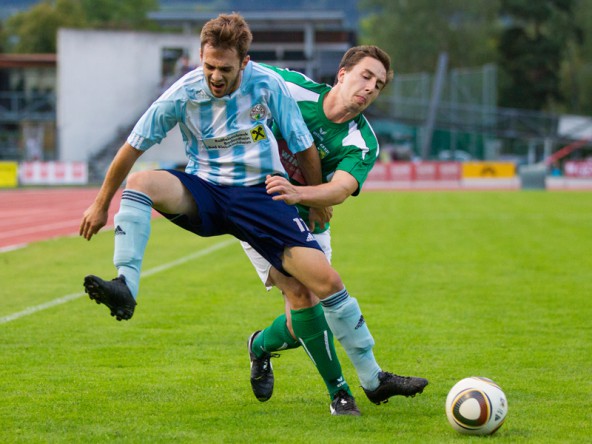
left=1, top=190, right=591, bottom=443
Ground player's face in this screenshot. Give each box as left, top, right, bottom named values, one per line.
left=200, top=44, right=249, bottom=98
left=337, top=56, right=387, bottom=114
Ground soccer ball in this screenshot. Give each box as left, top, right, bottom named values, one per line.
left=445, top=376, right=508, bottom=435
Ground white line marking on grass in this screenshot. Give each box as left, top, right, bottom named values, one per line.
left=0, top=238, right=235, bottom=325
left=0, top=292, right=84, bottom=324
left=0, top=243, right=28, bottom=253
left=0, top=219, right=82, bottom=239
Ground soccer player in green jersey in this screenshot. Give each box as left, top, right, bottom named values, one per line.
left=243, top=46, right=428, bottom=416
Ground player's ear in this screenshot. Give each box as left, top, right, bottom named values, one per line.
left=337, top=67, right=347, bottom=84
left=241, top=55, right=250, bottom=70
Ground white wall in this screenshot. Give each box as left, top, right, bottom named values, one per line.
left=57, top=29, right=200, bottom=163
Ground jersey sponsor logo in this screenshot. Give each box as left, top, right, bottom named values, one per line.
left=250, top=124, right=267, bottom=142
left=279, top=140, right=305, bottom=183
left=312, top=128, right=330, bottom=159
left=250, top=104, right=267, bottom=121
left=318, top=144, right=329, bottom=159
left=202, top=125, right=266, bottom=149
left=313, top=127, right=327, bottom=140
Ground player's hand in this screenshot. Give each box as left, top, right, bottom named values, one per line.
left=79, top=202, right=108, bottom=241
left=265, top=175, right=301, bottom=205
left=308, top=206, right=332, bottom=231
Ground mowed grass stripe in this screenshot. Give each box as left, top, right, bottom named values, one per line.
left=0, top=238, right=235, bottom=325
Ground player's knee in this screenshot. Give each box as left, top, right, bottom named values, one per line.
left=283, top=285, right=316, bottom=310
left=125, top=171, right=153, bottom=195
left=315, top=268, right=344, bottom=298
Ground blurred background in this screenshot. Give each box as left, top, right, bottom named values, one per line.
left=1, top=0, right=591, bottom=188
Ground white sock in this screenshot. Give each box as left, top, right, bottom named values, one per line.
left=113, top=190, right=152, bottom=298
left=321, top=288, right=381, bottom=390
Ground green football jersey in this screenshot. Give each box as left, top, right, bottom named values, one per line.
left=263, top=64, right=379, bottom=233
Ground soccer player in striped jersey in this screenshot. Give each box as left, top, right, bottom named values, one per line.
left=244, top=46, right=428, bottom=415
left=80, top=16, right=324, bottom=329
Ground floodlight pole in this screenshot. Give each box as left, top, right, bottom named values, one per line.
left=421, top=52, right=448, bottom=160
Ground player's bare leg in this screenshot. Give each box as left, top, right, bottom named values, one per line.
left=84, top=170, right=197, bottom=320
left=248, top=266, right=359, bottom=415
left=282, top=246, right=428, bottom=403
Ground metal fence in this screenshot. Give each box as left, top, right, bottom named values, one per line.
left=0, top=91, right=56, bottom=160
left=0, top=91, right=56, bottom=122
left=371, top=63, right=586, bottom=162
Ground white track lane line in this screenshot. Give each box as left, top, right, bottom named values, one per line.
left=0, top=238, right=235, bottom=325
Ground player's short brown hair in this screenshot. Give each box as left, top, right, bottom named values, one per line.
left=337, top=45, right=394, bottom=88
left=200, top=13, right=253, bottom=61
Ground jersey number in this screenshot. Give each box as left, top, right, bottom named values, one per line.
left=293, top=217, right=310, bottom=233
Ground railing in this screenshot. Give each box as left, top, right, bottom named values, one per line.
left=0, top=91, right=56, bottom=122
left=376, top=97, right=560, bottom=139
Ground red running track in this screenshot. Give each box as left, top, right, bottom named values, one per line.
left=0, top=188, right=128, bottom=252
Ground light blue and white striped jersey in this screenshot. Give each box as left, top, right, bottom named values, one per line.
left=127, top=61, right=314, bottom=186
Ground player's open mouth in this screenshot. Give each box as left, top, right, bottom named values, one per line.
left=210, top=82, right=225, bottom=93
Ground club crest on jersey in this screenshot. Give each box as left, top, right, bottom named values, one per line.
left=250, top=104, right=267, bottom=121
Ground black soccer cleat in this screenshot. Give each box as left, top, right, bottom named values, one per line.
left=83, top=274, right=136, bottom=321
left=363, top=371, right=429, bottom=405
left=248, top=331, right=278, bottom=402
left=330, top=390, right=361, bottom=416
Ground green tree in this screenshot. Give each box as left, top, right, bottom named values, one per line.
left=561, top=0, right=592, bottom=114
left=359, top=0, right=501, bottom=73
left=3, top=0, right=159, bottom=53
left=498, top=0, right=581, bottom=110
left=81, top=0, right=160, bottom=30
left=4, top=0, right=87, bottom=53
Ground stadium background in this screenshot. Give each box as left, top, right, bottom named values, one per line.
left=1, top=0, right=591, bottom=190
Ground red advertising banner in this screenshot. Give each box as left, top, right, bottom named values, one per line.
left=19, top=162, right=88, bottom=185
left=389, top=162, right=414, bottom=181
left=366, top=161, right=462, bottom=182
left=564, top=161, right=592, bottom=178
left=438, top=162, right=463, bottom=180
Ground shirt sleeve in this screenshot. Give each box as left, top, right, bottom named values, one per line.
left=335, top=151, right=376, bottom=195
left=267, top=78, right=313, bottom=154
left=336, top=128, right=379, bottom=196
left=127, top=98, right=182, bottom=151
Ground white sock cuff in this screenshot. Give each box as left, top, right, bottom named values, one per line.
left=320, top=288, right=349, bottom=309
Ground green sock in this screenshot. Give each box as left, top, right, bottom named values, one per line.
left=291, top=304, right=352, bottom=399
left=251, top=314, right=300, bottom=358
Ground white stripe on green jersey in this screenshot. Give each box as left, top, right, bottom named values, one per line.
left=127, top=61, right=314, bottom=187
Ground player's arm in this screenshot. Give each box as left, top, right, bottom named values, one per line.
left=265, top=71, right=332, bottom=226
left=79, top=142, right=143, bottom=241
left=293, top=145, right=332, bottom=228
left=266, top=170, right=358, bottom=207
left=294, top=144, right=321, bottom=187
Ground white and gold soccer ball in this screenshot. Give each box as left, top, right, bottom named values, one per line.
left=445, top=376, right=508, bottom=435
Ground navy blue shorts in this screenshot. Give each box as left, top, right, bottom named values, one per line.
left=159, top=169, right=322, bottom=275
